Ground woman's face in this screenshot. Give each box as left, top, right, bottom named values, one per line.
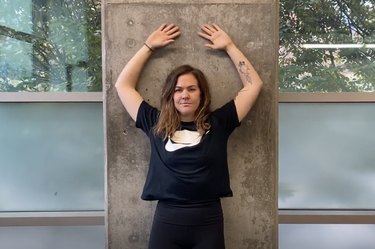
left=173, top=73, right=201, bottom=122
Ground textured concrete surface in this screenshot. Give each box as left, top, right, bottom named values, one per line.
left=104, top=1, right=278, bottom=248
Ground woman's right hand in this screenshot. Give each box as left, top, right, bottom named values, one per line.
left=145, top=24, right=180, bottom=50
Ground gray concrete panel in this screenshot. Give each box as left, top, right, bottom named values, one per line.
left=104, top=2, right=278, bottom=249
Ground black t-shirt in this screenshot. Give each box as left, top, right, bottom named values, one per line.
left=135, top=100, right=240, bottom=202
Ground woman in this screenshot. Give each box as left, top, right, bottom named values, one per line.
left=115, top=23, right=263, bottom=249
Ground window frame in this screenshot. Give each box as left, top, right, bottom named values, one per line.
left=0, top=92, right=105, bottom=226
left=0, top=211, right=104, bottom=226
left=279, top=92, right=375, bottom=103
left=0, top=0, right=104, bottom=229
left=0, top=92, right=102, bottom=102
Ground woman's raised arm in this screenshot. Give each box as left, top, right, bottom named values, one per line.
left=198, top=24, right=263, bottom=122
left=115, top=24, right=180, bottom=121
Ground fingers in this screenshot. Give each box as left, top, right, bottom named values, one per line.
left=204, top=44, right=214, bottom=49
left=158, top=24, right=168, bottom=31
left=162, top=39, right=176, bottom=46
left=198, top=25, right=214, bottom=42
left=152, top=23, right=226, bottom=49
left=157, top=23, right=221, bottom=41
left=158, top=24, right=180, bottom=38
left=212, top=23, right=222, bottom=32
left=200, top=24, right=213, bottom=36
left=161, top=24, right=178, bottom=32
left=166, top=26, right=180, bottom=37
left=198, top=24, right=231, bottom=50
left=198, top=24, right=223, bottom=41
left=198, top=31, right=211, bottom=41
left=200, top=24, right=220, bottom=35
left=147, top=24, right=180, bottom=49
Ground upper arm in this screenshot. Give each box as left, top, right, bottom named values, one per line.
left=115, top=84, right=144, bottom=122
left=234, top=83, right=262, bottom=122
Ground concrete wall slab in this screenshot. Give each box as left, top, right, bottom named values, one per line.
left=104, top=2, right=278, bottom=249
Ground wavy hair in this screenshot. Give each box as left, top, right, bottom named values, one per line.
left=154, top=65, right=211, bottom=140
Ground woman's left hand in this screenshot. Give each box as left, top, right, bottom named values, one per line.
left=198, top=24, right=234, bottom=51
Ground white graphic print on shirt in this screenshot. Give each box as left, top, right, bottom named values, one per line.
left=165, top=129, right=203, bottom=152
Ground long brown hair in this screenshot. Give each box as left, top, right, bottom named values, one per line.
left=154, top=65, right=211, bottom=140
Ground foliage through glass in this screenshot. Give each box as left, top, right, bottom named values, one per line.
left=280, top=0, right=375, bottom=92
left=0, top=0, right=101, bottom=92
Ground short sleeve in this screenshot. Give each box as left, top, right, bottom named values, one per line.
left=135, top=101, right=159, bottom=135
left=211, top=100, right=241, bottom=135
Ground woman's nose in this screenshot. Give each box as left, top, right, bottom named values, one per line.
left=181, top=90, right=189, bottom=99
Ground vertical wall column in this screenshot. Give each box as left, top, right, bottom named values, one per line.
left=104, top=1, right=278, bottom=248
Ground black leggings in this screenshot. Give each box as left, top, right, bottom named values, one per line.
left=148, top=200, right=225, bottom=249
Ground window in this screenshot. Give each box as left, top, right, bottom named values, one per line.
left=280, top=224, right=375, bottom=249
left=0, top=102, right=104, bottom=212
left=279, top=0, right=375, bottom=93
left=0, top=0, right=101, bottom=92
left=0, top=0, right=104, bottom=246
left=0, top=226, right=105, bottom=249
left=279, top=103, right=375, bottom=209
left=279, top=0, right=375, bottom=248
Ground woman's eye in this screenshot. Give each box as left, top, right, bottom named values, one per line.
left=175, top=88, right=182, bottom=92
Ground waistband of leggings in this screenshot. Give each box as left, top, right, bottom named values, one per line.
left=154, top=199, right=223, bottom=226
left=158, top=199, right=221, bottom=208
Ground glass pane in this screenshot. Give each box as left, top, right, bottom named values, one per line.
left=0, top=226, right=105, bottom=249
left=279, top=0, right=375, bottom=92
left=0, top=103, right=104, bottom=211
left=0, top=0, right=101, bottom=92
left=0, top=0, right=32, bottom=33
left=0, top=37, right=33, bottom=89
left=279, top=103, right=375, bottom=209
left=280, top=224, right=375, bottom=249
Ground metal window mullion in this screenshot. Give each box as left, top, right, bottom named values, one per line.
left=279, top=92, right=375, bottom=103
left=0, top=211, right=105, bottom=226
left=0, top=92, right=103, bottom=102
left=279, top=210, right=375, bottom=224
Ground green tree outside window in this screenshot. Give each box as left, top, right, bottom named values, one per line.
left=280, top=0, right=375, bottom=92
left=0, top=0, right=101, bottom=92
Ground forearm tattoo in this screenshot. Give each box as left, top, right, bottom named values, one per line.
left=238, top=61, right=252, bottom=84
